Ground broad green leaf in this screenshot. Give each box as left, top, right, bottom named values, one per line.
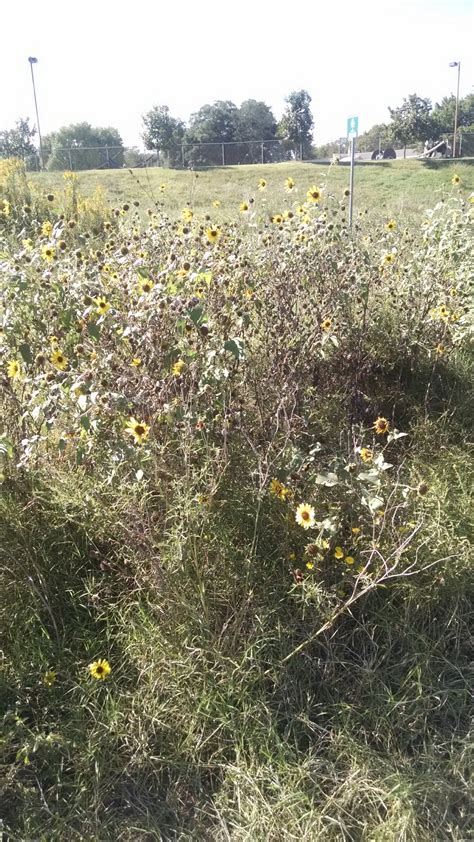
left=87, top=322, right=101, bottom=341
left=19, top=342, right=33, bottom=365
left=224, top=338, right=244, bottom=360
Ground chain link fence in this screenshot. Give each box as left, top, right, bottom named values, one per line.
left=15, top=132, right=474, bottom=172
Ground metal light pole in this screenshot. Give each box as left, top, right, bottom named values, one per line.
left=449, top=61, right=461, bottom=158
left=28, top=56, right=44, bottom=170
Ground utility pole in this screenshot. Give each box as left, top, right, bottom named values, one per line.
left=28, top=56, right=44, bottom=170
left=449, top=61, right=461, bottom=158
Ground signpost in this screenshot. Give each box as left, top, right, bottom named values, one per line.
left=347, top=116, right=358, bottom=230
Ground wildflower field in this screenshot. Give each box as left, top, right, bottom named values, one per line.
left=1, top=158, right=473, bottom=840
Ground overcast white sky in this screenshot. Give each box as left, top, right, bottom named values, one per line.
left=2, top=0, right=472, bottom=147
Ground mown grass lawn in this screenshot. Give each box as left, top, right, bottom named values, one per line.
left=30, top=157, right=474, bottom=220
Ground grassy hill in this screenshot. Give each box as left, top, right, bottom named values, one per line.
left=30, top=157, right=474, bottom=219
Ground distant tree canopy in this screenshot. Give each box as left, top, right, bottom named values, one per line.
left=431, top=93, right=474, bottom=134
left=141, top=105, right=185, bottom=167
left=0, top=118, right=37, bottom=165
left=44, top=123, right=124, bottom=170
left=388, top=94, right=436, bottom=147
left=277, top=90, right=314, bottom=158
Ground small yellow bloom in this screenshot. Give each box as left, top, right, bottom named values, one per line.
left=43, top=669, right=57, bottom=686
left=295, top=503, right=316, bottom=530
left=131, top=358, right=142, bottom=367
left=385, top=220, right=396, bottom=231
left=41, top=220, right=53, bottom=237
left=172, top=359, right=185, bottom=376
left=41, top=244, right=55, bottom=262
left=360, top=447, right=373, bottom=462
left=344, top=556, right=355, bottom=565
left=212, top=199, right=221, bottom=208
left=334, top=546, right=344, bottom=559
left=1, top=199, right=11, bottom=216
left=373, top=417, right=389, bottom=435
left=351, top=527, right=361, bottom=536
left=285, top=177, right=295, bottom=191
left=382, top=252, right=395, bottom=266
left=182, top=207, right=193, bottom=222
left=137, top=277, right=154, bottom=295
left=451, top=174, right=460, bottom=186
left=306, top=561, right=315, bottom=570
left=125, top=417, right=150, bottom=445
left=96, top=297, right=110, bottom=315
left=7, top=359, right=22, bottom=379
left=88, top=659, right=111, bottom=680
left=271, top=214, right=283, bottom=224
left=239, top=201, right=249, bottom=213
left=50, top=350, right=68, bottom=371
left=206, top=226, right=221, bottom=244
left=306, top=186, right=322, bottom=203
left=270, top=478, right=291, bottom=500
left=258, top=178, right=267, bottom=191
left=320, top=318, right=332, bottom=332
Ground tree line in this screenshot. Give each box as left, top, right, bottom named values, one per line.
left=1, top=90, right=473, bottom=170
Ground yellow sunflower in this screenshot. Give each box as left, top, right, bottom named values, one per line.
left=88, top=659, right=111, bottom=680
left=7, top=359, right=22, bottom=379
left=271, top=214, right=283, bottom=224
left=172, top=359, right=185, bottom=376
left=239, top=201, right=250, bottom=213
left=182, top=208, right=193, bottom=222
left=306, top=186, right=322, bottom=203
left=382, top=253, right=395, bottom=266
left=41, top=244, right=55, bottom=262
left=320, top=318, right=332, bottom=332
left=373, top=417, right=389, bottom=435
left=50, top=350, right=68, bottom=371
left=212, top=199, right=221, bottom=208
left=96, top=297, right=110, bottom=315
left=451, top=174, right=460, bottom=186
left=285, top=177, right=295, bottom=191
left=360, top=447, right=373, bottom=463
left=344, top=556, right=355, bottom=565
left=137, top=277, right=154, bottom=295
left=125, top=417, right=150, bottom=445
left=334, top=546, right=344, bottom=559
left=295, top=503, right=316, bottom=530
left=131, top=358, right=142, bottom=367
left=270, top=478, right=291, bottom=500
left=385, top=220, right=396, bottom=231
left=258, top=178, right=267, bottom=191
left=206, top=226, right=221, bottom=244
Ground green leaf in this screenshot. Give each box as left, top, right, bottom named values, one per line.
left=87, top=322, right=101, bottom=341
left=367, top=495, right=384, bottom=513
left=19, top=342, right=33, bottom=365
left=80, top=415, right=91, bottom=431
left=315, top=472, right=339, bottom=487
left=188, top=305, right=204, bottom=326
left=224, top=338, right=244, bottom=360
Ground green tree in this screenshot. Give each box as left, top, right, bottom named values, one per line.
left=0, top=118, right=37, bottom=167
left=141, top=105, right=185, bottom=168
left=431, top=93, right=474, bottom=134
left=185, top=101, right=239, bottom=166
left=45, top=123, right=124, bottom=170
left=277, top=90, right=314, bottom=159
left=356, top=123, right=394, bottom=153
left=234, top=99, right=278, bottom=164
left=388, top=94, right=435, bottom=150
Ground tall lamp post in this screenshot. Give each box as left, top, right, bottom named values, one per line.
left=28, top=56, right=44, bottom=170
left=449, top=61, right=461, bottom=158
